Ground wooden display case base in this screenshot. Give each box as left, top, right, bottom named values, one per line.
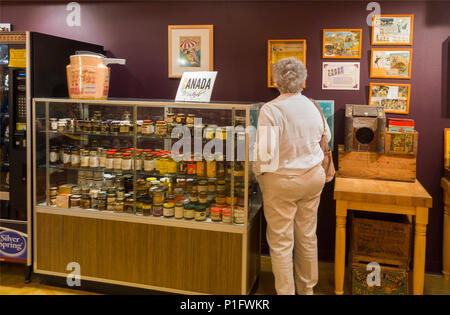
left=337, top=145, right=416, bottom=182
left=34, top=209, right=261, bottom=295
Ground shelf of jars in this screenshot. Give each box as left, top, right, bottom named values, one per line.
left=39, top=144, right=251, bottom=230
left=35, top=203, right=247, bottom=234
left=41, top=110, right=245, bottom=140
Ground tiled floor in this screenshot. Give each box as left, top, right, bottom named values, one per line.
left=1, top=258, right=449, bottom=295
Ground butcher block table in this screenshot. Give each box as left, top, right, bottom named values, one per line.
left=333, top=176, right=432, bottom=295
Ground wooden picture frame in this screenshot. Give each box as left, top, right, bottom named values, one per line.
left=370, top=48, right=412, bottom=79
left=445, top=128, right=450, bottom=168
left=369, top=83, right=411, bottom=114
left=322, top=29, right=362, bottom=59
left=268, top=39, right=306, bottom=88
left=372, top=15, right=414, bottom=45
left=168, top=25, right=214, bottom=78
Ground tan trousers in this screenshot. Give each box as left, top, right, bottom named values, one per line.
left=260, top=165, right=325, bottom=295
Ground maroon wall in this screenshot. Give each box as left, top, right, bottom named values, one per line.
left=2, top=1, right=450, bottom=272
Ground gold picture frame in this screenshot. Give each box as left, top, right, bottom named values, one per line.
left=369, top=83, right=411, bottom=114
left=168, top=25, right=214, bottom=78
left=370, top=48, right=412, bottom=79
left=372, top=15, right=414, bottom=45
left=268, top=39, right=307, bottom=88
left=322, top=29, right=362, bottom=59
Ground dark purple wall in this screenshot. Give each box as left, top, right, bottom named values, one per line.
left=2, top=1, right=450, bottom=272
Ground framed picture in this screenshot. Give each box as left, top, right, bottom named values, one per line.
left=322, top=29, right=362, bottom=59
left=268, top=39, right=306, bottom=88
left=322, top=62, right=360, bottom=90
left=445, top=129, right=450, bottom=168
left=369, top=83, right=411, bottom=114
left=317, top=100, right=334, bottom=150
left=0, top=24, right=11, bottom=32
left=370, top=48, right=412, bottom=79
left=372, top=15, right=414, bottom=45
left=168, top=25, right=214, bottom=78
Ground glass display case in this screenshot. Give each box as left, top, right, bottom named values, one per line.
left=33, top=98, right=262, bottom=228
left=32, top=98, right=262, bottom=294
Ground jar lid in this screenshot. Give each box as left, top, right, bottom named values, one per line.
left=211, top=207, right=221, bottom=213
left=81, top=194, right=91, bottom=199
left=163, top=202, right=175, bottom=208
left=156, top=121, right=166, bottom=124
left=122, top=153, right=131, bottom=156
left=71, top=194, right=82, bottom=199
left=195, top=205, right=206, bottom=211
left=175, top=202, right=184, bottom=207
left=222, top=208, right=231, bottom=215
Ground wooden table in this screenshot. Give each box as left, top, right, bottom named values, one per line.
left=333, top=176, right=432, bottom=295
left=440, top=178, right=450, bottom=280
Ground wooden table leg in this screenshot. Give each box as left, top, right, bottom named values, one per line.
left=443, top=206, right=450, bottom=281
left=335, top=200, right=347, bottom=295
left=413, top=207, right=429, bottom=295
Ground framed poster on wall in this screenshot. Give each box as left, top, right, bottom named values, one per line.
left=372, top=15, right=414, bottom=45
left=322, top=62, right=360, bottom=90
left=168, top=25, right=214, bottom=78
left=322, top=29, right=362, bottom=59
left=267, top=39, right=306, bottom=88
left=317, top=100, right=334, bottom=150
left=370, top=48, right=412, bottom=79
left=369, top=83, right=411, bottom=114
left=445, top=128, right=450, bottom=168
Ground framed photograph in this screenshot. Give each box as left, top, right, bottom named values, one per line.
left=369, top=83, right=411, bottom=114
left=268, top=39, right=306, bottom=88
left=370, top=48, right=412, bottom=79
left=322, top=62, right=360, bottom=90
left=317, top=100, right=335, bottom=150
left=372, top=15, right=414, bottom=45
left=322, top=29, right=362, bottom=59
left=168, top=25, right=214, bottom=78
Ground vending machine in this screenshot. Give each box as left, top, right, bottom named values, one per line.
left=0, top=31, right=103, bottom=281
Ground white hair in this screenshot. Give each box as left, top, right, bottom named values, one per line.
left=273, top=57, right=307, bottom=94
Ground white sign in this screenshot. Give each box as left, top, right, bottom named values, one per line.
left=386, top=85, right=399, bottom=99
left=175, top=71, right=217, bottom=103
left=0, top=24, right=11, bottom=31
left=322, top=62, right=360, bottom=90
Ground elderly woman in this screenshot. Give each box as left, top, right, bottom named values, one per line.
left=255, top=57, right=331, bottom=295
